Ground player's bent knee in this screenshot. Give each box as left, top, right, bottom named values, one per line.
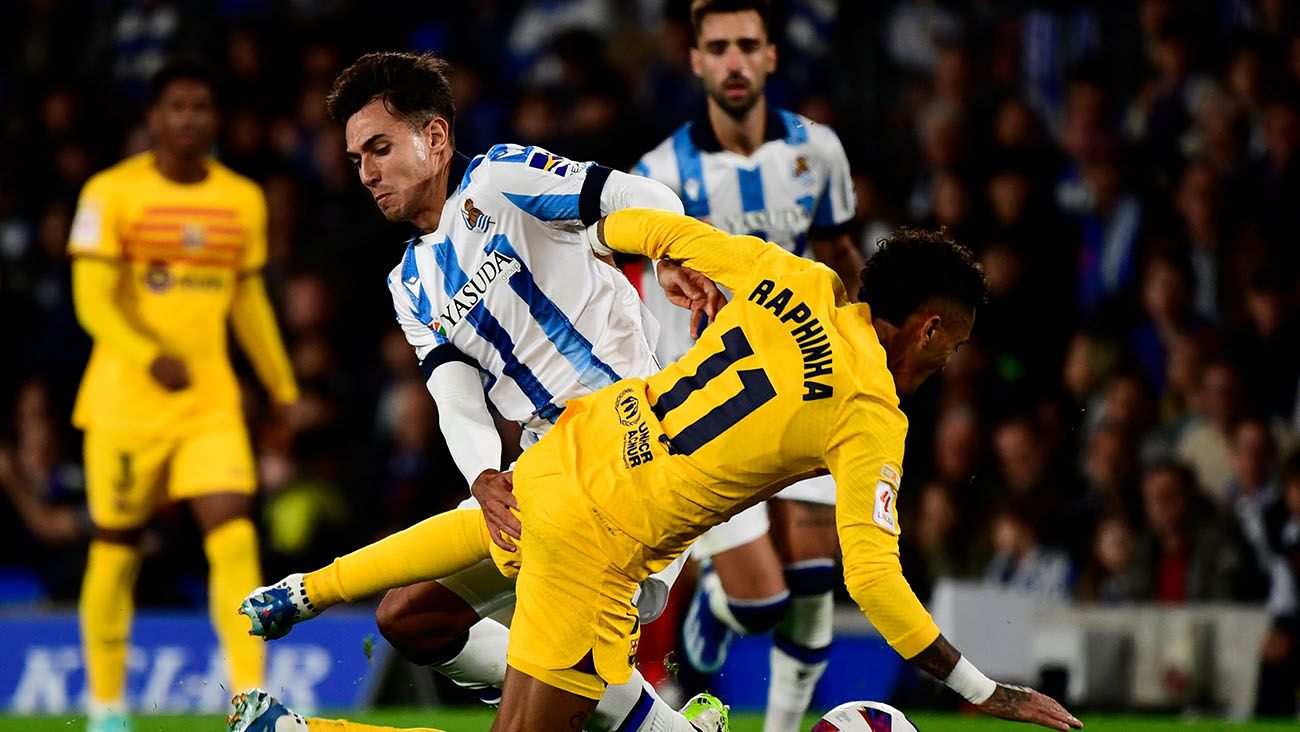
left=375, top=589, right=472, bottom=665
left=727, top=592, right=791, bottom=635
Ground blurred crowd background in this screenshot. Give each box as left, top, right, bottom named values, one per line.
left=3, top=0, right=1300, bottom=715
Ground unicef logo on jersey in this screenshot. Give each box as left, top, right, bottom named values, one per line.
left=461, top=198, right=493, bottom=233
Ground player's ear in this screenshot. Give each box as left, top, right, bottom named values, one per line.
left=426, top=116, right=450, bottom=153
left=764, top=37, right=777, bottom=73
left=689, top=47, right=704, bottom=78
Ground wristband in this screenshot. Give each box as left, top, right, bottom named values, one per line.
left=945, top=656, right=997, bottom=704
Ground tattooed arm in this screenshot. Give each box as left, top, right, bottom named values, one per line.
left=907, top=634, right=1084, bottom=731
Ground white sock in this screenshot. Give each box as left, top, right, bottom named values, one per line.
left=589, top=668, right=697, bottom=732
left=432, top=618, right=509, bottom=704
left=702, top=572, right=747, bottom=634
left=88, top=699, right=127, bottom=719
left=762, top=591, right=833, bottom=732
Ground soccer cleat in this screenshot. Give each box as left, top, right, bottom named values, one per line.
left=683, top=565, right=733, bottom=674
left=239, top=573, right=318, bottom=640
left=228, top=689, right=306, bottom=732
left=86, top=712, right=132, bottom=732
left=680, top=692, right=730, bottom=732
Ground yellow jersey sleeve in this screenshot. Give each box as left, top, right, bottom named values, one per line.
left=231, top=274, right=298, bottom=405
left=71, top=258, right=161, bottom=367
left=239, top=183, right=269, bottom=273
left=600, top=208, right=819, bottom=294
left=826, top=395, right=940, bottom=659
left=68, top=172, right=121, bottom=260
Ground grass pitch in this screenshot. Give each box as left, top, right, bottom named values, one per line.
left=5, top=708, right=1300, bottom=731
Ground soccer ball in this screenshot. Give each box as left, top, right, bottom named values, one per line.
left=810, top=701, right=919, bottom=732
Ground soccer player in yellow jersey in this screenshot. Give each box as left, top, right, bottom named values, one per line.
left=233, top=209, right=1081, bottom=732
left=69, top=60, right=298, bottom=732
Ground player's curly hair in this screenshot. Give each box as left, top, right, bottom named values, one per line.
left=326, top=51, right=455, bottom=136
left=690, top=0, right=771, bottom=38
left=859, top=227, right=987, bottom=326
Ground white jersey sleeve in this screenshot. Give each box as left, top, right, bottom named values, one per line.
left=806, top=123, right=856, bottom=239
left=388, top=247, right=480, bottom=379
left=480, top=144, right=619, bottom=232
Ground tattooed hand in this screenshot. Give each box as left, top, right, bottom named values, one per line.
left=978, top=684, right=1083, bottom=730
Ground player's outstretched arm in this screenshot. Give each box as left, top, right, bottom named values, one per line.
left=908, top=634, right=1082, bottom=731
left=589, top=208, right=812, bottom=293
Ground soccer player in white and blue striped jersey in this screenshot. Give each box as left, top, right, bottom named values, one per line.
left=632, top=3, right=863, bottom=731
left=239, top=52, right=728, bottom=732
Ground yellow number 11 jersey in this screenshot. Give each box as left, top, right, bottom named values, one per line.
left=554, top=208, right=940, bottom=660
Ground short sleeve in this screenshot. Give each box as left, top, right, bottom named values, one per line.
left=240, top=183, right=269, bottom=273
left=68, top=173, right=120, bottom=259
left=487, top=144, right=612, bottom=230
left=808, top=126, right=856, bottom=240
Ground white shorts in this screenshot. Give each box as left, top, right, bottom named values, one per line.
left=692, top=474, right=837, bottom=559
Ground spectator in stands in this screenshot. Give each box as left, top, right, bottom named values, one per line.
left=1257, top=448, right=1300, bottom=715
left=0, top=379, right=88, bottom=599
left=1126, top=461, right=1262, bottom=603
left=983, top=503, right=1073, bottom=599
left=1177, top=359, right=1247, bottom=503
left=1075, top=513, right=1140, bottom=603
left=1228, top=416, right=1283, bottom=574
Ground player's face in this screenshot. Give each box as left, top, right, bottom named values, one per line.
left=893, top=304, right=974, bottom=395
left=344, top=99, right=443, bottom=224
left=148, top=79, right=217, bottom=158
left=691, top=11, right=776, bottom=119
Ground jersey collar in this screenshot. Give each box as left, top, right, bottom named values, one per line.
left=688, top=105, right=788, bottom=153
left=446, top=151, right=472, bottom=196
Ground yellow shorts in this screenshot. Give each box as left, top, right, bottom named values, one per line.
left=83, top=425, right=256, bottom=530
left=489, top=434, right=648, bottom=701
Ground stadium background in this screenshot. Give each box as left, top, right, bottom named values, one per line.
left=2, top=0, right=1300, bottom=729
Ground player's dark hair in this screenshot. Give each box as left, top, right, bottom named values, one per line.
left=149, top=59, right=217, bottom=106
left=326, top=51, right=456, bottom=136
left=690, top=0, right=771, bottom=39
left=859, top=227, right=987, bottom=326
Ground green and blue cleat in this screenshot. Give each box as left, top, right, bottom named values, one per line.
left=680, top=692, right=730, bottom=732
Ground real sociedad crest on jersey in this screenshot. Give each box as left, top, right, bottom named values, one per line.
left=461, top=198, right=492, bottom=233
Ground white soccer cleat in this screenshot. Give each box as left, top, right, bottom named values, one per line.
left=238, top=573, right=319, bottom=640
left=228, top=689, right=308, bottom=732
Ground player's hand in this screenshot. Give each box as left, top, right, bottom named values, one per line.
left=472, top=469, right=521, bottom=552
left=655, top=260, right=726, bottom=340
left=977, top=684, right=1082, bottom=730
left=149, top=355, right=191, bottom=392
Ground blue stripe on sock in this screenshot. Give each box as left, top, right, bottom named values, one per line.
left=727, top=592, right=790, bottom=635
left=784, top=560, right=837, bottom=596
left=616, top=689, right=656, bottom=732
left=773, top=633, right=831, bottom=665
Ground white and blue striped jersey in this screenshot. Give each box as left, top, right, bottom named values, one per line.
left=388, top=146, right=659, bottom=438
left=634, top=107, right=855, bottom=363
left=633, top=107, right=854, bottom=257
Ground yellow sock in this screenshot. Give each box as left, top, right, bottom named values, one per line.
left=79, top=541, right=142, bottom=706
left=304, top=509, right=490, bottom=608
left=205, top=518, right=265, bottom=691
left=307, top=718, right=445, bottom=732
